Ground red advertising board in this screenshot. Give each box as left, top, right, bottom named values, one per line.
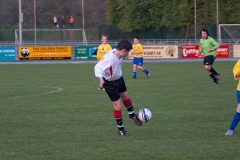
left=181, top=44, right=229, bottom=58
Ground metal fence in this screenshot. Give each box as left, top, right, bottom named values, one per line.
left=0, top=39, right=238, bottom=46
left=0, top=25, right=222, bottom=41
left=0, top=39, right=237, bottom=59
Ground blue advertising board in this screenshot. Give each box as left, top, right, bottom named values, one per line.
left=0, top=47, right=16, bottom=61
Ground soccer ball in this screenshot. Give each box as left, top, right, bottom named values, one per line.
left=138, top=108, right=152, bottom=122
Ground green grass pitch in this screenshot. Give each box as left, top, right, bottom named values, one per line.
left=0, top=61, right=239, bottom=159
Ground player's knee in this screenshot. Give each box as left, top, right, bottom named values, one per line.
left=120, top=92, right=129, bottom=101
left=112, top=100, right=121, bottom=110
left=121, top=95, right=128, bottom=101
left=204, top=65, right=211, bottom=70
left=137, top=66, right=142, bottom=70
left=236, top=104, right=240, bottom=112
left=133, top=64, right=137, bottom=69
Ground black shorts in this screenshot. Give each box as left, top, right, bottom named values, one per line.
left=103, top=77, right=127, bottom=102
left=203, top=55, right=216, bottom=66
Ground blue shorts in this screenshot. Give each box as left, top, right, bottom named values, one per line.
left=236, top=91, right=240, bottom=103
left=133, top=57, right=143, bottom=66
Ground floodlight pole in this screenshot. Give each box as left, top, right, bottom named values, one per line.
left=34, top=0, right=37, bottom=45
left=82, top=0, right=85, bottom=44
left=216, top=0, right=219, bottom=42
left=19, top=0, right=23, bottom=46
left=194, top=0, right=196, bottom=43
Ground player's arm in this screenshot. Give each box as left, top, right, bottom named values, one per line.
left=208, top=39, right=220, bottom=52
left=128, top=45, right=135, bottom=57
left=233, top=60, right=240, bottom=80
left=98, top=77, right=105, bottom=88
left=199, top=40, right=203, bottom=54
left=133, top=44, right=143, bottom=54
left=96, top=45, right=101, bottom=61
left=131, top=49, right=137, bottom=55
left=94, top=57, right=112, bottom=87
left=94, top=57, right=112, bottom=77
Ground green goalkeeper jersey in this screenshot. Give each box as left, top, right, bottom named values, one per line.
left=199, top=36, right=220, bottom=57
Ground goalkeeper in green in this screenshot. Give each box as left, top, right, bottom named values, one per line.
left=199, top=29, right=220, bottom=84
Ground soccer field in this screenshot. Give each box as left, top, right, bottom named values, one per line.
left=0, top=61, right=239, bottom=159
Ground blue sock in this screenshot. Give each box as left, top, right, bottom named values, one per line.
left=229, top=112, right=240, bottom=130
left=142, top=68, right=149, bottom=74
left=133, top=70, right=136, bottom=78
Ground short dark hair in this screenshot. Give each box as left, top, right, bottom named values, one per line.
left=134, top=36, right=140, bottom=40
left=117, top=39, right=132, bottom=51
left=200, top=29, right=209, bottom=36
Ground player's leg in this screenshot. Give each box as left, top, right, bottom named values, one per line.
left=137, top=57, right=150, bottom=78
left=225, top=91, right=240, bottom=135
left=104, top=79, right=127, bottom=136
left=211, top=57, right=220, bottom=83
left=112, top=100, right=127, bottom=136
left=204, top=56, right=218, bottom=84
left=120, top=92, right=142, bottom=126
left=133, top=58, right=137, bottom=79
left=118, top=78, right=142, bottom=126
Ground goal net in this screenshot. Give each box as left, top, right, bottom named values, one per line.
left=219, top=24, right=240, bottom=43
left=15, top=29, right=88, bottom=45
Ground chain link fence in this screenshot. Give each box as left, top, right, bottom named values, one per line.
left=0, top=25, right=219, bottom=42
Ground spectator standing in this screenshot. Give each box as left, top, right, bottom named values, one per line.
left=60, top=16, right=65, bottom=28
left=69, top=16, right=74, bottom=28
left=53, top=16, right=58, bottom=28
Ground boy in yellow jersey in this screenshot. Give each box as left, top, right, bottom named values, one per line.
left=96, top=34, right=112, bottom=62
left=97, top=34, right=112, bottom=90
left=131, top=36, right=150, bottom=79
left=225, top=60, right=240, bottom=135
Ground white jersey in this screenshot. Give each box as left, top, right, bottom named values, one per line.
left=94, top=49, right=123, bottom=81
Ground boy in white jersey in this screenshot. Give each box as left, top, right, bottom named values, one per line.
left=94, top=40, right=142, bottom=136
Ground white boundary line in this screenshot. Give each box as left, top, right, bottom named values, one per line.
left=0, top=84, right=63, bottom=100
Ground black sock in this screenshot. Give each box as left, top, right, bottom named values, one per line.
left=126, top=106, right=135, bottom=116
left=116, top=118, right=124, bottom=130
left=210, top=73, right=217, bottom=82
left=209, top=67, right=218, bottom=75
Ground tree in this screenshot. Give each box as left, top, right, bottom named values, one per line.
left=0, top=0, right=18, bottom=26
left=107, top=0, right=152, bottom=32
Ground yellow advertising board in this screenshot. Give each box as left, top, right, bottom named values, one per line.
left=19, top=46, right=71, bottom=60
left=128, top=45, right=178, bottom=59
left=233, top=45, right=240, bottom=58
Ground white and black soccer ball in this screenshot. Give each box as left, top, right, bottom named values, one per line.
left=138, top=108, right=152, bottom=122
left=21, top=48, right=30, bottom=57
